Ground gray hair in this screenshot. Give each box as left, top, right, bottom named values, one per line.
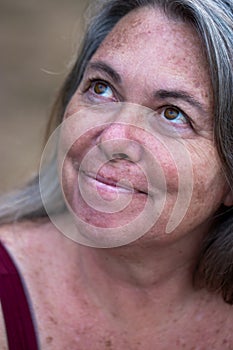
left=0, top=0, right=233, bottom=303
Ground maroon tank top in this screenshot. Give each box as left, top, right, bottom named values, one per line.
left=0, top=240, right=39, bottom=350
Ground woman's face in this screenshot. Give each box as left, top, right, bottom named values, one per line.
left=60, top=7, right=232, bottom=246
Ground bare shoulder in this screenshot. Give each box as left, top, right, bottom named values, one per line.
left=0, top=218, right=67, bottom=295
left=0, top=219, right=51, bottom=350
left=0, top=218, right=70, bottom=349
left=0, top=217, right=54, bottom=246
left=0, top=304, right=8, bottom=350
left=0, top=218, right=60, bottom=264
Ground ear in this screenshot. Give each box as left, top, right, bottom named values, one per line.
left=223, top=187, right=233, bottom=207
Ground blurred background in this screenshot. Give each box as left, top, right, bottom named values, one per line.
left=0, top=0, right=88, bottom=193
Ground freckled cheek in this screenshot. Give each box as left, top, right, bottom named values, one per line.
left=67, top=134, right=96, bottom=161
left=58, top=124, right=103, bottom=168
left=186, top=154, right=226, bottom=219
left=160, top=160, right=179, bottom=193
left=145, top=146, right=180, bottom=194
left=191, top=167, right=224, bottom=204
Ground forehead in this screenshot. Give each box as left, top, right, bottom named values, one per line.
left=91, top=7, right=212, bottom=106
left=98, top=7, right=204, bottom=60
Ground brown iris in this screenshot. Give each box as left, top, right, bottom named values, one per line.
left=93, top=82, right=108, bottom=95
left=164, top=107, right=180, bottom=120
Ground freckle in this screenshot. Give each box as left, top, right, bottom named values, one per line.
left=46, top=336, right=53, bottom=344
left=49, top=316, right=58, bottom=325
left=105, top=339, right=112, bottom=348
left=222, top=339, right=228, bottom=344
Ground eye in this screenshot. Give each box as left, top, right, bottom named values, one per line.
left=162, top=107, right=188, bottom=124
left=91, top=81, right=114, bottom=99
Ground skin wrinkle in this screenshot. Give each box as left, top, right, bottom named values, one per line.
left=61, top=6, right=233, bottom=251
left=1, top=5, right=233, bottom=350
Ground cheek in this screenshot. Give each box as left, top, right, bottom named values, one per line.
left=183, top=143, right=226, bottom=221
left=144, top=134, right=189, bottom=196
left=64, top=92, right=85, bottom=119
left=59, top=111, right=105, bottom=169
left=148, top=139, right=226, bottom=235
left=190, top=143, right=224, bottom=194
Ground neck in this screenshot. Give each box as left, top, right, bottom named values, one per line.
left=77, top=230, right=205, bottom=329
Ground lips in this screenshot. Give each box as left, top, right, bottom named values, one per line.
left=80, top=169, right=148, bottom=195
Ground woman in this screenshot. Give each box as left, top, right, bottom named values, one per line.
left=1, top=0, right=233, bottom=349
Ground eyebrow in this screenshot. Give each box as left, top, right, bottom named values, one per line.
left=86, top=61, right=122, bottom=84
left=154, top=89, right=207, bottom=114
left=86, top=61, right=208, bottom=114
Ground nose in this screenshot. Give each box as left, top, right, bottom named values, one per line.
left=97, top=123, right=143, bottom=163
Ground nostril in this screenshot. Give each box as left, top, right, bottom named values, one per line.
left=112, top=153, right=129, bottom=160
left=98, top=131, right=143, bottom=163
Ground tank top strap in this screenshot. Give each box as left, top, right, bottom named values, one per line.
left=0, top=240, right=39, bottom=350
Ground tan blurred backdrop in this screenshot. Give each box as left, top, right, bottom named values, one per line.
left=0, top=0, right=88, bottom=193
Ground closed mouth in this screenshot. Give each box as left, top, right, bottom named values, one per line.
left=81, top=170, right=148, bottom=195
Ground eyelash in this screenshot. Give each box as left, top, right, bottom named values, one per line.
left=84, top=78, right=117, bottom=101
left=159, top=105, right=193, bottom=128
left=83, top=78, right=194, bottom=129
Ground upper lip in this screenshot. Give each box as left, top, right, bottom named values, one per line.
left=81, top=169, right=148, bottom=195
